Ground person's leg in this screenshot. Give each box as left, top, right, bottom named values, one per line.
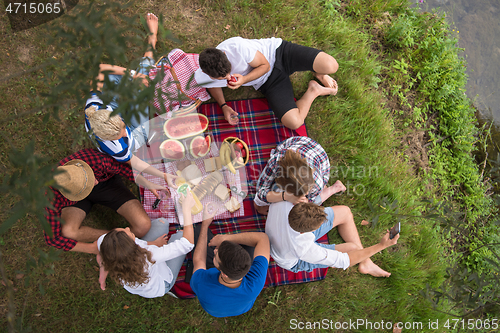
left=330, top=206, right=390, bottom=277
left=276, top=43, right=338, bottom=130
left=143, top=13, right=158, bottom=60
left=318, top=180, right=347, bottom=204
left=129, top=13, right=158, bottom=146
left=290, top=259, right=329, bottom=273
left=312, top=52, right=339, bottom=88
left=164, top=231, right=187, bottom=289
left=140, top=218, right=170, bottom=242
left=280, top=81, right=338, bottom=130
left=116, top=199, right=151, bottom=238
left=60, top=206, right=108, bottom=242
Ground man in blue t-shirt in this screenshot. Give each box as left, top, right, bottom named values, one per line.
left=190, top=215, right=270, bottom=317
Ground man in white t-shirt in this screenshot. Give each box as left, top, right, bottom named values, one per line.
left=195, top=37, right=339, bottom=130
left=265, top=201, right=399, bottom=277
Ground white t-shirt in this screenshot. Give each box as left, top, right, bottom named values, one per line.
left=97, top=232, right=194, bottom=298
left=194, top=37, right=283, bottom=90
left=265, top=201, right=350, bottom=270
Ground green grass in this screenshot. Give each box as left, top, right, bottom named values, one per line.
left=1, top=0, right=495, bottom=331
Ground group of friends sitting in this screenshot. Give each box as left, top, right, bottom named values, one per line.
left=45, top=13, right=399, bottom=318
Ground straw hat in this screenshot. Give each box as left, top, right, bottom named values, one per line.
left=53, top=159, right=95, bottom=201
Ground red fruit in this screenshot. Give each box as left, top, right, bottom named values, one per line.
left=235, top=142, right=246, bottom=157
left=229, top=75, right=238, bottom=82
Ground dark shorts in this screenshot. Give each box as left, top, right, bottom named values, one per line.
left=259, top=40, right=322, bottom=120
left=70, top=176, right=137, bottom=214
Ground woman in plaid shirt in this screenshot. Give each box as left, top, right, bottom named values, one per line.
left=254, top=136, right=345, bottom=214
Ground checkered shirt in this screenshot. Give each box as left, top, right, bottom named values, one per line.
left=44, top=149, right=134, bottom=251
left=254, top=137, right=330, bottom=206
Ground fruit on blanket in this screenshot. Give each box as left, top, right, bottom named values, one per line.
left=164, top=113, right=209, bottom=140
left=235, top=141, right=246, bottom=157
left=189, top=135, right=211, bottom=158
left=220, top=142, right=236, bottom=174
left=159, top=139, right=185, bottom=160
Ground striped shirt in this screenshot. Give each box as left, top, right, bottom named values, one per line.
left=84, top=92, right=135, bottom=163
left=255, top=136, right=330, bottom=206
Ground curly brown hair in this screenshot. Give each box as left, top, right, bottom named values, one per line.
left=275, top=150, right=314, bottom=197
left=100, top=229, right=155, bottom=287
left=289, top=202, right=327, bottom=233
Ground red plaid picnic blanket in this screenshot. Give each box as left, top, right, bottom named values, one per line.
left=141, top=98, right=328, bottom=298
left=148, top=49, right=211, bottom=113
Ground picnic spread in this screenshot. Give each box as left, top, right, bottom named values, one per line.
left=136, top=82, right=329, bottom=297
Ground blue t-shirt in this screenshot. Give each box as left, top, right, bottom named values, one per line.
left=190, top=255, right=268, bottom=317
left=84, top=92, right=135, bottom=163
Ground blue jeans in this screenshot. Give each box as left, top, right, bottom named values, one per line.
left=107, top=57, right=154, bottom=148
left=140, top=218, right=185, bottom=293
left=290, top=207, right=336, bottom=273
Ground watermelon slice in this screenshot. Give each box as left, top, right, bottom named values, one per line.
left=164, top=113, right=209, bottom=140
left=189, top=135, right=211, bottom=158
left=159, top=139, right=185, bottom=160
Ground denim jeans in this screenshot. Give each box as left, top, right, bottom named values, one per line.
left=107, top=57, right=154, bottom=149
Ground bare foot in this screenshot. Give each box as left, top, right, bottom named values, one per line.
left=254, top=201, right=269, bottom=215
left=307, top=80, right=338, bottom=97
left=358, top=258, right=391, bottom=277
left=319, top=180, right=346, bottom=203
left=146, top=13, right=158, bottom=48
left=314, top=73, right=338, bottom=93
left=97, top=253, right=108, bottom=291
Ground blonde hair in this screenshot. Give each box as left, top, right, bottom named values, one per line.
left=85, top=105, right=124, bottom=140
left=275, top=150, right=314, bottom=197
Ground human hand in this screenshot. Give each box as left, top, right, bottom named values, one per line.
left=222, top=105, right=239, bottom=125
left=202, top=202, right=219, bottom=223
left=149, top=185, right=169, bottom=199
left=164, top=173, right=178, bottom=189
left=227, top=74, right=244, bottom=89
left=380, top=230, right=399, bottom=248
left=151, top=233, right=169, bottom=247
left=208, top=234, right=228, bottom=248
left=180, top=191, right=195, bottom=211
left=284, top=192, right=308, bottom=205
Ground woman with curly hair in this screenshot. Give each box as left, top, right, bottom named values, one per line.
left=97, top=192, right=196, bottom=298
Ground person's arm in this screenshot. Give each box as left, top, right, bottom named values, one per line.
left=180, top=192, right=196, bottom=244
left=265, top=191, right=308, bottom=205
left=192, top=218, right=212, bottom=273
left=207, top=87, right=238, bottom=125
left=129, top=156, right=177, bottom=187
left=69, top=241, right=99, bottom=254
left=228, top=51, right=270, bottom=90
left=209, top=232, right=270, bottom=262
left=134, top=173, right=168, bottom=199
left=147, top=234, right=169, bottom=247
left=347, top=232, right=399, bottom=267
left=96, top=64, right=148, bottom=90
left=192, top=204, right=217, bottom=273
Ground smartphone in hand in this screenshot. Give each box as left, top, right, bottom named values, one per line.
left=389, top=222, right=400, bottom=239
